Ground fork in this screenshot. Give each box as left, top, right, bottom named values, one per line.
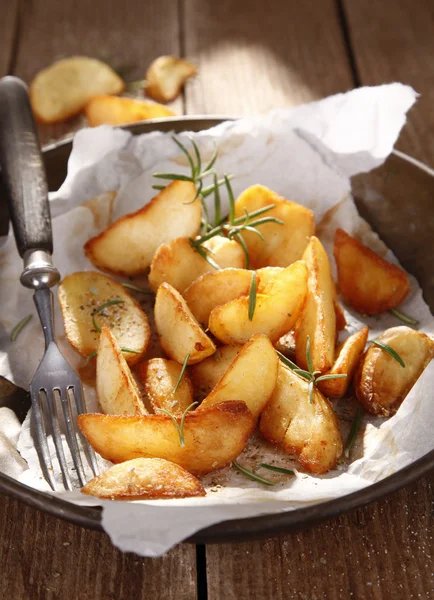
left=0, top=76, right=98, bottom=490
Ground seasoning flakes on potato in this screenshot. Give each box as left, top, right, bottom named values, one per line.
left=85, top=95, right=176, bottom=127
left=137, top=358, right=194, bottom=416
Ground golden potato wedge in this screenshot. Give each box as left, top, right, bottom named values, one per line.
left=96, top=327, right=146, bottom=415
left=29, top=56, right=124, bottom=124
left=85, top=95, right=175, bottom=127
left=317, top=326, right=369, bottom=398
left=202, top=236, right=246, bottom=269
left=81, top=457, right=205, bottom=500
left=136, top=358, right=194, bottom=416
left=57, top=271, right=150, bottom=364
left=84, top=181, right=201, bottom=276
left=334, top=228, right=410, bottom=315
left=354, top=326, right=434, bottom=416
left=234, top=185, right=315, bottom=268
left=260, top=364, right=343, bottom=474
left=334, top=300, right=347, bottom=332
left=198, top=334, right=279, bottom=418
left=189, top=345, right=243, bottom=396
left=183, top=268, right=252, bottom=326
left=146, top=55, right=197, bottom=103
left=295, top=237, right=336, bottom=374
left=209, top=261, right=308, bottom=345
left=154, top=282, right=216, bottom=364
left=149, top=236, right=246, bottom=294
left=78, top=401, right=255, bottom=475
left=255, top=267, right=284, bottom=289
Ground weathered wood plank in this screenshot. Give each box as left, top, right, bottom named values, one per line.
left=0, top=1, right=18, bottom=76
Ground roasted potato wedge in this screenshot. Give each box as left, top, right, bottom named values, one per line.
left=149, top=236, right=245, bottom=294
left=154, top=282, right=216, bottom=364
left=199, top=334, right=278, bottom=418
left=81, top=457, right=205, bottom=499
left=334, top=300, right=347, bottom=332
left=209, top=261, right=308, bottom=344
left=84, top=181, right=201, bottom=276
left=136, top=358, right=194, bottom=416
left=29, top=56, right=124, bottom=124
left=354, top=326, right=434, bottom=416
left=57, top=271, right=150, bottom=364
left=183, top=268, right=252, bottom=326
left=96, top=327, right=146, bottom=415
left=146, top=55, right=197, bottom=103
left=78, top=401, right=255, bottom=475
left=317, top=326, right=369, bottom=398
left=189, top=345, right=243, bottom=397
left=202, top=236, right=246, bottom=269
left=295, top=236, right=336, bottom=374
left=234, top=185, right=315, bottom=268
left=255, top=267, right=284, bottom=289
left=260, top=364, right=343, bottom=474
left=334, top=228, right=410, bottom=315
left=85, top=95, right=175, bottom=126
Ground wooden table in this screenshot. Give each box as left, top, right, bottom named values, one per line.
left=1, top=1, right=434, bottom=597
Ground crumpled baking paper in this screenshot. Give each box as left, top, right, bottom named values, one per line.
left=1, top=83, right=433, bottom=558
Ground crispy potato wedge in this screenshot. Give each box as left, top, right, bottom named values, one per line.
left=260, top=364, right=343, bottom=474
left=96, top=327, right=146, bottom=415
left=81, top=457, right=205, bottom=499
left=209, top=261, right=308, bottom=344
left=317, top=326, right=369, bottom=398
left=334, top=300, right=347, bottom=332
left=78, top=401, right=255, bottom=475
left=199, top=334, right=278, bottom=418
left=189, top=345, right=243, bottom=397
left=275, top=330, right=296, bottom=359
left=57, top=271, right=150, bottom=364
left=136, top=358, right=194, bottom=416
left=84, top=181, right=201, bottom=276
left=183, top=268, right=252, bottom=326
left=234, top=185, right=315, bottom=268
left=154, top=282, right=216, bottom=364
left=202, top=236, right=246, bottom=269
left=85, top=95, right=175, bottom=126
left=29, top=56, right=124, bottom=124
left=334, top=228, right=410, bottom=315
left=354, top=326, right=434, bottom=416
left=146, top=55, right=197, bottom=103
left=255, top=267, right=284, bottom=289
left=149, top=236, right=245, bottom=294
left=295, top=237, right=336, bottom=374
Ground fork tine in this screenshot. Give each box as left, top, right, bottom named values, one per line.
left=45, top=389, right=73, bottom=491
left=30, top=390, right=56, bottom=491
left=59, top=388, right=87, bottom=487
left=71, top=385, right=99, bottom=476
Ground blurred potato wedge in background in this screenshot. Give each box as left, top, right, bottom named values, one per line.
left=78, top=401, right=255, bottom=474
left=234, top=185, right=315, bottom=268
left=30, top=56, right=124, bottom=124
left=295, top=236, right=336, bottom=374
left=96, top=327, right=146, bottom=415
left=189, top=345, right=243, bottom=396
left=199, top=334, right=278, bottom=418
left=85, top=95, right=175, bottom=126
left=57, top=271, right=150, bottom=364
left=81, top=457, right=205, bottom=500
left=84, top=181, right=201, bottom=276
left=146, top=55, right=197, bottom=103
left=137, top=358, right=194, bottom=416
left=209, top=261, right=308, bottom=344
left=260, top=363, right=343, bottom=474
left=317, top=326, right=369, bottom=398
left=355, top=326, right=434, bottom=416
left=334, top=228, right=410, bottom=315
left=154, top=282, right=216, bottom=364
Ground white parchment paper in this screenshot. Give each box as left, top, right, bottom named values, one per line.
left=1, top=83, right=433, bottom=557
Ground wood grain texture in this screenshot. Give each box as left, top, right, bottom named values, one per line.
left=344, top=0, right=434, bottom=165
left=182, top=0, right=354, bottom=115
left=0, top=493, right=197, bottom=600
left=0, top=1, right=18, bottom=76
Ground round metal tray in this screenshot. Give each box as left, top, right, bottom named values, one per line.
left=1, top=117, right=434, bottom=544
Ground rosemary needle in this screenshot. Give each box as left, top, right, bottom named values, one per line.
left=158, top=401, right=198, bottom=447
left=370, top=339, right=405, bottom=367
left=344, top=407, right=363, bottom=458
left=91, top=299, right=125, bottom=333
left=248, top=272, right=257, bottom=321
left=173, top=353, right=190, bottom=394
left=390, top=308, right=419, bottom=326
left=10, top=314, right=32, bottom=342
left=122, top=283, right=153, bottom=295
left=232, top=461, right=275, bottom=486
left=259, top=463, right=295, bottom=476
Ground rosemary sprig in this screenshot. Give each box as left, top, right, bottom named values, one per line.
left=248, top=272, right=257, bottom=321
left=91, top=299, right=125, bottom=333
left=122, top=283, right=153, bottom=295
left=232, top=460, right=275, bottom=486
left=173, top=353, right=190, bottom=394
left=259, top=463, right=295, bottom=476
left=344, top=407, right=363, bottom=458
left=390, top=308, right=419, bottom=326
left=370, top=339, right=405, bottom=367
left=158, top=401, right=198, bottom=447
left=86, top=346, right=140, bottom=362
left=10, top=314, right=32, bottom=342
left=189, top=240, right=221, bottom=270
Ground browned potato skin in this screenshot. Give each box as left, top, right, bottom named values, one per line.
left=334, top=228, right=410, bottom=315
left=354, top=326, right=434, bottom=416
left=85, top=95, right=175, bottom=127
left=78, top=401, right=255, bottom=475
left=136, top=358, right=194, bottom=416
left=334, top=300, right=347, bottom=332
left=146, top=56, right=197, bottom=103
left=81, top=457, right=205, bottom=500
left=189, top=345, right=243, bottom=396
left=317, top=326, right=369, bottom=398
